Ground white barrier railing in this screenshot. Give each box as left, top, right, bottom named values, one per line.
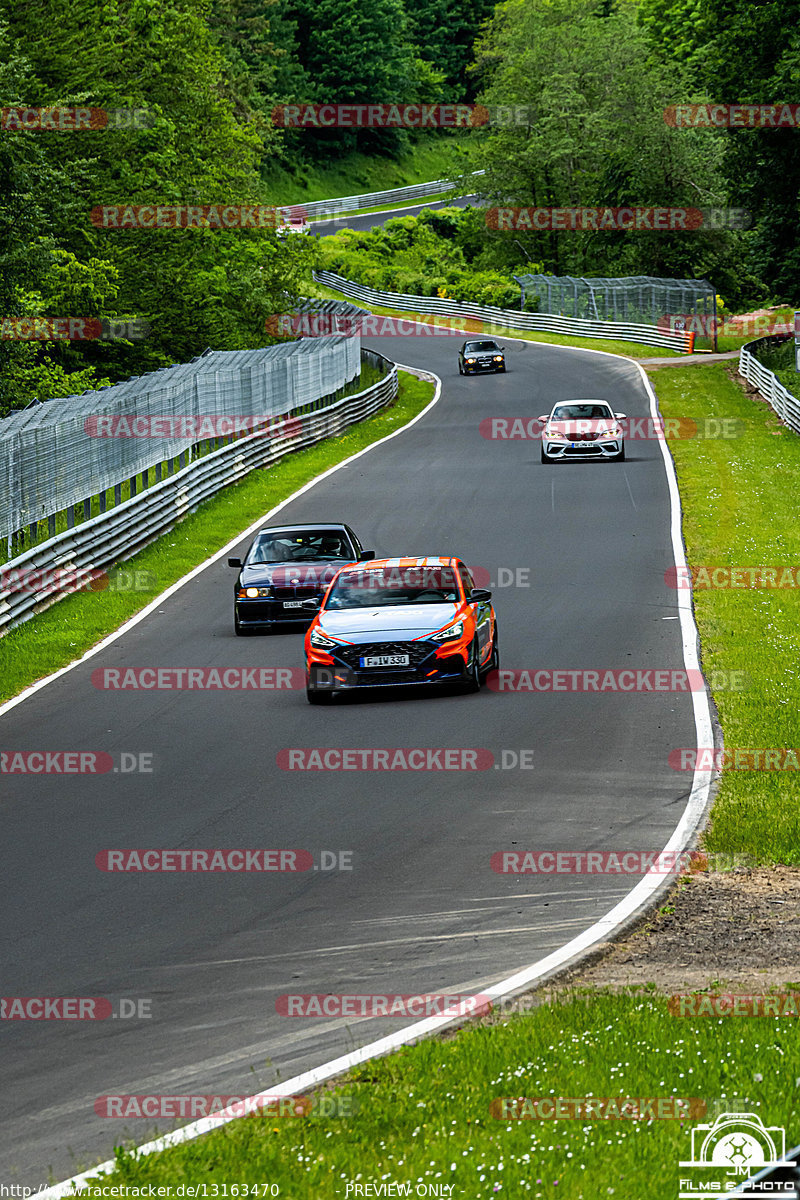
left=314, top=271, right=693, bottom=352
left=0, top=353, right=397, bottom=635
left=280, top=172, right=485, bottom=221
left=738, top=337, right=800, bottom=435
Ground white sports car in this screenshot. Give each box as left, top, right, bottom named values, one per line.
left=539, top=400, right=627, bottom=462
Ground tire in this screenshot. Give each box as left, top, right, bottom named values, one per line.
left=458, top=362, right=464, bottom=375
left=462, top=637, right=482, bottom=693
left=614, top=444, right=625, bottom=462
left=234, top=611, right=252, bottom=637
left=540, top=445, right=551, bottom=464
left=307, top=688, right=332, bottom=705
left=480, top=622, right=499, bottom=680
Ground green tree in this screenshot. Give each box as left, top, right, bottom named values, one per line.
left=695, top=0, right=800, bottom=298
left=471, top=0, right=745, bottom=287
left=0, top=0, right=313, bottom=408
left=405, top=0, right=497, bottom=99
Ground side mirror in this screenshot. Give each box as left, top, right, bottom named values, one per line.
left=228, top=557, right=242, bottom=568
left=300, top=596, right=321, bottom=609
left=614, top=412, right=627, bottom=420
left=538, top=415, right=549, bottom=423
left=360, top=550, right=376, bottom=561
left=469, top=588, right=493, bottom=603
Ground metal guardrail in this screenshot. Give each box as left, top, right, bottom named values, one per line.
left=1, top=337, right=361, bottom=547
left=0, top=351, right=398, bottom=635
left=313, top=271, right=693, bottom=352
left=280, top=171, right=485, bottom=221
left=739, top=334, right=800, bottom=434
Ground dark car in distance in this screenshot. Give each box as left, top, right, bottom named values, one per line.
left=228, top=523, right=374, bottom=635
left=458, top=339, right=506, bottom=375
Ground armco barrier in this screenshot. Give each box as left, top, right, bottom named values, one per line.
left=313, top=271, right=693, bottom=353
left=1, top=338, right=361, bottom=547
left=0, top=351, right=397, bottom=634
left=738, top=335, right=800, bottom=435
left=279, top=171, right=485, bottom=221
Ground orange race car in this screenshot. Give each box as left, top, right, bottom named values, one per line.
left=303, top=556, right=498, bottom=704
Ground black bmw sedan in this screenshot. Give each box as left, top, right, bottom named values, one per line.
left=228, top=523, right=374, bottom=635
left=458, top=339, right=506, bottom=375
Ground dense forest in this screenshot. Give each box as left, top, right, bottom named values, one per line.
left=1, top=0, right=797, bottom=415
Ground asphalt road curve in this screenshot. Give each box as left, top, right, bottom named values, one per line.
left=1, top=333, right=699, bottom=1183
left=310, top=192, right=480, bottom=233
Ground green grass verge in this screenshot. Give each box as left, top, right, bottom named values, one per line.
left=307, top=283, right=683, bottom=360
left=83, top=991, right=800, bottom=1196
left=263, top=137, right=473, bottom=207
left=650, top=362, right=800, bottom=863
left=0, top=371, right=433, bottom=705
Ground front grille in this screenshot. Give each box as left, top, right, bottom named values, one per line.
left=350, top=670, right=430, bottom=686
left=336, top=641, right=432, bottom=669
left=274, top=586, right=318, bottom=599
left=238, top=601, right=275, bottom=620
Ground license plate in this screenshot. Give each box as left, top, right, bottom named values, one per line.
left=360, top=654, right=410, bottom=668
left=572, top=442, right=594, bottom=449
left=283, top=600, right=305, bottom=609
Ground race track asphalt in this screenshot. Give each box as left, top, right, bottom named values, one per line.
left=0, top=332, right=699, bottom=1183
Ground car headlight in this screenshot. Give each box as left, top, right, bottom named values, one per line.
left=309, top=627, right=340, bottom=648
left=429, top=620, right=464, bottom=643
left=239, top=586, right=272, bottom=598
left=465, top=357, right=476, bottom=364
left=546, top=429, right=569, bottom=441
left=598, top=428, right=621, bottom=439
left=493, top=355, right=504, bottom=362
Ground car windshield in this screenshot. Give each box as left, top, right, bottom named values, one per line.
left=465, top=342, right=499, bottom=353
left=551, top=403, right=613, bottom=421
left=325, top=566, right=460, bottom=609
left=248, top=531, right=352, bottom=564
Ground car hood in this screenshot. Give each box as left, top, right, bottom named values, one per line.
left=239, top=561, right=347, bottom=587
left=318, top=603, right=459, bottom=640
left=547, top=417, right=617, bottom=432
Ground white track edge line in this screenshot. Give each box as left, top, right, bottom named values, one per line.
left=34, top=348, right=714, bottom=1197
